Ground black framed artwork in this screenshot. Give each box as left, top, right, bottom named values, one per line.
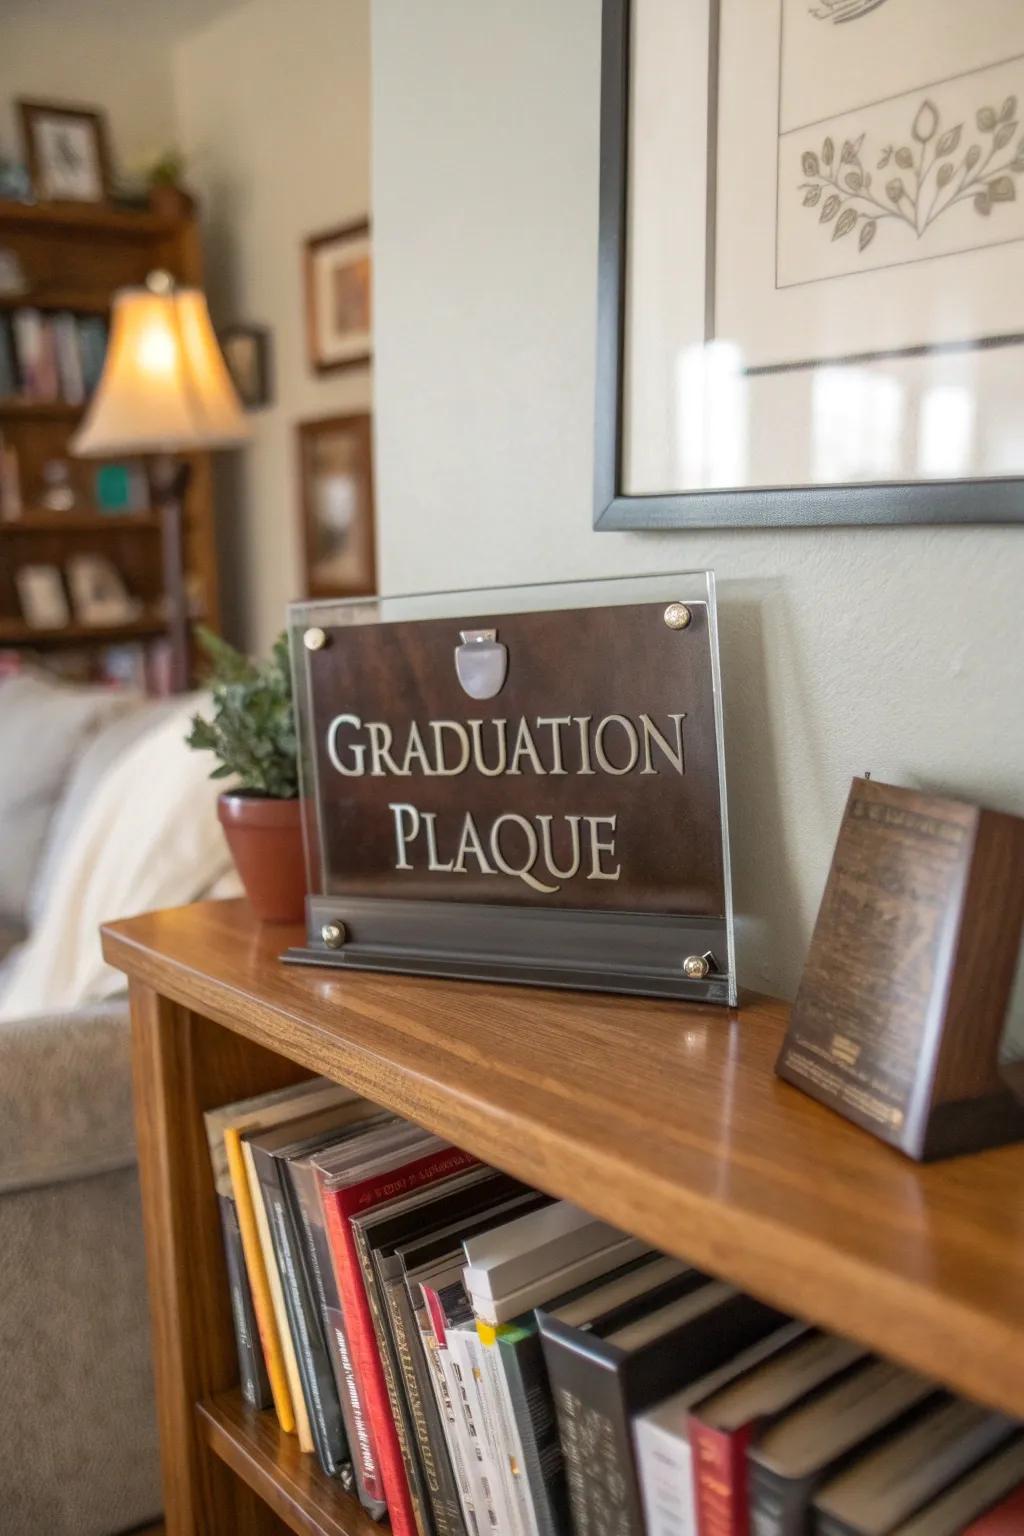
left=595, top=0, right=1024, bottom=530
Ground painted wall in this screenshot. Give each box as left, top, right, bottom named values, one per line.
left=174, top=0, right=372, bottom=652
left=0, top=0, right=243, bottom=172
left=371, top=0, right=1024, bottom=1005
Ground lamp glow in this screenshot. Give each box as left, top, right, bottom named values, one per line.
left=72, top=279, right=250, bottom=456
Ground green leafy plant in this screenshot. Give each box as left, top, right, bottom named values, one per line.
left=146, top=149, right=187, bottom=188
left=186, top=627, right=299, bottom=798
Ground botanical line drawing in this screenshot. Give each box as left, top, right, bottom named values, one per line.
left=809, top=0, right=891, bottom=23
left=797, top=93, right=1024, bottom=253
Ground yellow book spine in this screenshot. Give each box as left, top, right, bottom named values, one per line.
left=224, top=1126, right=296, bottom=1434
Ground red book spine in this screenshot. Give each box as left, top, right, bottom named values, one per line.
left=689, top=1417, right=755, bottom=1536
left=964, top=1485, right=1024, bottom=1533
left=320, top=1146, right=477, bottom=1536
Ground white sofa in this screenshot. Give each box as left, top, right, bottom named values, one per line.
left=0, top=671, right=236, bottom=1536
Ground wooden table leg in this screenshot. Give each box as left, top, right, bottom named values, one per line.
left=129, top=980, right=307, bottom=1535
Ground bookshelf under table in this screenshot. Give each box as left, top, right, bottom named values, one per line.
left=101, top=898, right=1024, bottom=1536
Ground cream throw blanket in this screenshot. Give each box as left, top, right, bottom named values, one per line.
left=0, top=694, right=240, bottom=1021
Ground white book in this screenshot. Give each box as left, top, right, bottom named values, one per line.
left=53, top=311, right=85, bottom=403
left=464, top=1201, right=622, bottom=1300
left=635, top=1322, right=811, bottom=1536
left=467, top=1231, right=650, bottom=1326
left=456, top=1320, right=526, bottom=1536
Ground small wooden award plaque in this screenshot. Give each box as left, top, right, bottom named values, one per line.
left=776, top=777, right=1024, bottom=1161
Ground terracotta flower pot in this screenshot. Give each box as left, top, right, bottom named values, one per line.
left=217, top=792, right=306, bottom=924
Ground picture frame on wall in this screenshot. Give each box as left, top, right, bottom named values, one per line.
left=297, top=411, right=376, bottom=598
left=595, top=0, right=1024, bottom=530
left=219, top=324, right=272, bottom=409
left=303, top=220, right=372, bottom=373
left=18, top=99, right=112, bottom=204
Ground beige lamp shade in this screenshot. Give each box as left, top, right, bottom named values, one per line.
left=72, top=281, right=250, bottom=456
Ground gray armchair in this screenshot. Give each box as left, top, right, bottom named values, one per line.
left=0, top=1000, right=161, bottom=1536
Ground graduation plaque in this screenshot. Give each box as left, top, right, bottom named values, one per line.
left=777, top=777, right=1024, bottom=1160
left=285, top=572, right=735, bottom=1003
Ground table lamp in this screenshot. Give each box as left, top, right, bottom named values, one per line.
left=72, top=269, right=249, bottom=691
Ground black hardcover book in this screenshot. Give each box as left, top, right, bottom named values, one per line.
left=249, top=1132, right=351, bottom=1481
left=355, top=1169, right=549, bottom=1536
left=285, top=1151, right=388, bottom=1520
left=812, top=1397, right=1017, bottom=1536
left=747, top=1362, right=942, bottom=1536
left=215, top=1190, right=272, bottom=1411
left=539, top=1277, right=788, bottom=1536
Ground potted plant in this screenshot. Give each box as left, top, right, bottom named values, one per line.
left=145, top=149, right=195, bottom=220
left=186, top=627, right=306, bottom=923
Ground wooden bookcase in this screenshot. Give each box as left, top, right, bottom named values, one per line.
left=101, top=899, right=1024, bottom=1536
left=0, top=198, right=218, bottom=671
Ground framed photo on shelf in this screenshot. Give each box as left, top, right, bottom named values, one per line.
left=296, top=411, right=376, bottom=598
left=303, top=220, right=372, bottom=373
left=16, top=565, right=69, bottom=630
left=17, top=99, right=112, bottom=204
left=219, top=324, right=272, bottom=409
left=596, top=0, right=1024, bottom=530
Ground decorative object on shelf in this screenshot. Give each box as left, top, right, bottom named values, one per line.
left=596, top=0, right=1024, bottom=529
left=95, top=461, right=149, bottom=514
left=66, top=552, right=140, bottom=626
left=143, top=148, right=195, bottom=220
left=0, top=247, right=27, bottom=298
left=17, top=99, right=112, bottom=204
left=219, top=324, right=272, bottom=409
left=39, top=458, right=76, bottom=513
left=186, top=628, right=305, bottom=923
left=285, top=570, right=736, bottom=1003
left=303, top=219, right=371, bottom=373
left=0, top=435, right=21, bottom=520
left=15, top=564, right=69, bottom=629
left=0, top=159, right=31, bottom=202
left=296, top=411, right=375, bottom=598
left=776, top=776, right=1024, bottom=1160
left=72, top=268, right=249, bottom=690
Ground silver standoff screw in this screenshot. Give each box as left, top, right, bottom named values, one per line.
left=682, top=953, right=710, bottom=980
left=664, top=603, right=692, bottom=631
left=321, top=921, right=347, bottom=950
left=304, top=626, right=328, bottom=651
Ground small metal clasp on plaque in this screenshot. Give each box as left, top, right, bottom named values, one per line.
left=682, top=950, right=716, bottom=979
left=664, top=603, right=692, bottom=631
left=455, top=628, right=508, bottom=700
left=321, top=921, right=347, bottom=950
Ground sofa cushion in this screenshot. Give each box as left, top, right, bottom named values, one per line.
left=0, top=672, right=137, bottom=924
left=28, top=695, right=182, bottom=927
left=0, top=999, right=135, bottom=1195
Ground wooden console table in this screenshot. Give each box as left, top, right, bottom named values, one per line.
left=102, top=899, right=1024, bottom=1536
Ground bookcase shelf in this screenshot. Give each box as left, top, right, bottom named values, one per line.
left=101, top=899, right=1024, bottom=1535
left=198, top=1391, right=381, bottom=1536
left=0, top=614, right=167, bottom=647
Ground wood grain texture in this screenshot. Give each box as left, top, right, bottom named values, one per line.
left=129, top=983, right=308, bottom=1536
left=198, top=1392, right=383, bottom=1536
left=104, top=900, right=1024, bottom=1424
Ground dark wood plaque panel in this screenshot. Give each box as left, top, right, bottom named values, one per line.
left=777, top=777, right=1024, bottom=1160
left=305, top=601, right=725, bottom=915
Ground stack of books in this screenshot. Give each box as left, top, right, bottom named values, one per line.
left=205, top=1081, right=1024, bottom=1536
left=0, top=308, right=108, bottom=404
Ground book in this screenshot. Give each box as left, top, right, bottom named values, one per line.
left=487, top=1253, right=687, bottom=1536
left=285, top=1135, right=391, bottom=1518
left=813, top=1397, right=1017, bottom=1536
left=0, top=318, right=17, bottom=397
left=316, top=1129, right=478, bottom=1536
left=77, top=315, right=108, bottom=394
left=214, top=1180, right=272, bottom=1411
left=540, top=1274, right=788, bottom=1536
left=12, top=309, right=45, bottom=397
left=53, top=311, right=85, bottom=404
left=464, top=1200, right=649, bottom=1326
left=633, top=1321, right=810, bottom=1536
left=205, top=1076, right=360, bottom=1434
left=748, top=1362, right=940, bottom=1536
left=246, top=1099, right=386, bottom=1479
left=355, top=1168, right=548, bottom=1536
left=963, top=1481, right=1024, bottom=1534
left=890, top=1438, right=1024, bottom=1535
left=687, top=1329, right=867, bottom=1536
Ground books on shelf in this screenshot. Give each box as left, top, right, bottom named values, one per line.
left=0, top=306, right=108, bottom=405
left=202, top=1085, right=1024, bottom=1536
